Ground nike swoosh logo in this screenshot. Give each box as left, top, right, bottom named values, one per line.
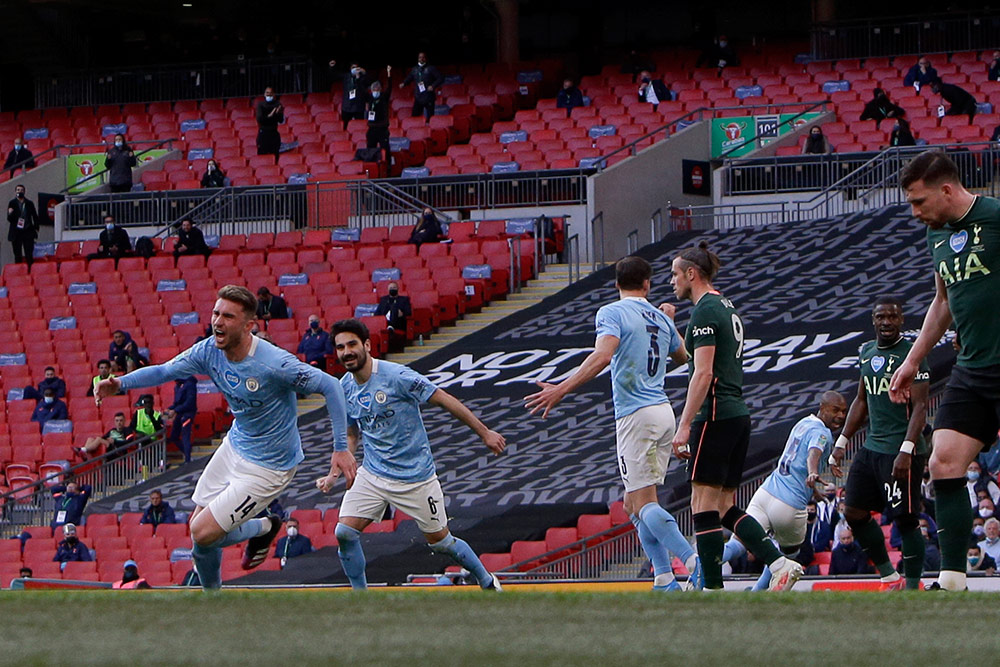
left=861, top=357, right=871, bottom=363
left=934, top=239, right=947, bottom=248
left=890, top=501, right=903, bottom=508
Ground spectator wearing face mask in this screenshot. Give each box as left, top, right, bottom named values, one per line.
left=297, top=314, right=332, bottom=369
left=53, top=523, right=92, bottom=566
left=903, top=56, right=938, bottom=89
left=408, top=207, right=446, bottom=248
left=255, top=287, right=288, bottom=321
left=88, top=215, right=132, bottom=265
left=329, top=60, right=370, bottom=130
left=917, top=517, right=941, bottom=572
left=30, top=387, right=68, bottom=429
left=829, top=528, right=874, bottom=575
left=890, top=118, right=917, bottom=147
left=273, top=518, right=313, bottom=568
left=113, top=559, right=152, bottom=589
left=556, top=79, right=584, bottom=117
left=978, top=518, right=1000, bottom=565
left=200, top=159, right=226, bottom=188
left=400, top=52, right=444, bottom=123
left=966, top=460, right=1000, bottom=508
left=967, top=543, right=997, bottom=575
left=859, top=88, right=905, bottom=128
left=104, top=134, right=137, bottom=193
left=696, top=35, right=741, bottom=72
left=637, top=70, right=671, bottom=112
left=375, top=281, right=411, bottom=352
left=3, top=137, right=35, bottom=177
left=977, top=497, right=1000, bottom=522
left=806, top=499, right=835, bottom=552
left=802, top=126, right=832, bottom=154
left=6, top=183, right=40, bottom=266
left=173, top=217, right=211, bottom=260
left=255, top=86, right=284, bottom=161
left=365, top=66, right=393, bottom=164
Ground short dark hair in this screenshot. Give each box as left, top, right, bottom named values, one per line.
left=114, top=411, right=125, bottom=418
left=615, top=256, right=652, bottom=290
left=899, top=150, right=961, bottom=189
left=150, top=489, right=162, bottom=496
left=873, top=295, right=903, bottom=311
left=218, top=285, right=258, bottom=319
left=332, top=318, right=370, bottom=343
left=97, top=358, right=111, bottom=367
left=44, top=366, right=55, bottom=373
left=676, top=241, right=721, bottom=281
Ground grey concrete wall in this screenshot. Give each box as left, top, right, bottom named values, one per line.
left=588, top=121, right=713, bottom=267
left=0, top=159, right=69, bottom=267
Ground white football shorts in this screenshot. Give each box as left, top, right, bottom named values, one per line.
left=339, top=466, right=447, bottom=534
left=615, top=401, right=676, bottom=493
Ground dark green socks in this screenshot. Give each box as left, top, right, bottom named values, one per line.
left=693, top=511, right=725, bottom=589
left=933, top=477, right=973, bottom=573
left=722, top=506, right=782, bottom=566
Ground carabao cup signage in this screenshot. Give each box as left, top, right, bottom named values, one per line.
left=712, top=112, right=821, bottom=158
left=66, top=149, right=169, bottom=194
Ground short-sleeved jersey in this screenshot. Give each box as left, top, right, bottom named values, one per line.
left=761, top=414, right=832, bottom=510
left=340, top=359, right=439, bottom=483
left=119, top=336, right=347, bottom=471
left=684, top=292, right=749, bottom=422
left=926, top=195, right=1000, bottom=368
left=858, top=338, right=930, bottom=455
left=595, top=297, right=683, bottom=420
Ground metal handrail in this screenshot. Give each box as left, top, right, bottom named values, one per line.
left=626, top=229, right=639, bottom=255
left=566, top=233, right=580, bottom=286
left=718, top=100, right=830, bottom=160
left=58, top=137, right=179, bottom=195
left=507, top=237, right=522, bottom=294
left=590, top=211, right=605, bottom=272
left=649, top=208, right=664, bottom=245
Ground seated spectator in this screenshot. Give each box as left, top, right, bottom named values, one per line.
left=87, top=215, right=132, bottom=265
left=696, top=35, right=740, bottom=72
left=988, top=50, right=1000, bottom=82
left=637, top=70, right=670, bottom=112
left=981, top=517, right=1000, bottom=566
left=802, top=125, right=832, bottom=154
left=890, top=118, right=917, bottom=147
left=4, top=137, right=35, bottom=177
left=903, top=56, right=938, bottom=89
left=112, top=559, right=152, bottom=589
left=274, top=517, right=313, bottom=567
left=53, top=523, right=92, bottom=566
left=859, top=88, right=905, bottom=127
left=30, top=387, right=68, bottom=429
left=256, top=287, right=289, bottom=321
left=967, top=460, right=1000, bottom=507
left=18, top=567, right=32, bottom=580
left=556, top=79, right=584, bottom=117
left=76, top=411, right=133, bottom=458
left=829, top=528, right=874, bottom=575
left=130, top=393, right=163, bottom=438
left=109, top=330, right=146, bottom=372
left=140, top=489, right=177, bottom=527
left=918, top=517, right=941, bottom=572
left=931, top=79, right=977, bottom=122
left=200, top=159, right=226, bottom=188
left=979, top=497, right=1000, bottom=522
left=375, top=282, right=411, bottom=352
left=973, top=515, right=987, bottom=542
left=165, top=376, right=197, bottom=462
left=173, top=217, right=211, bottom=261
left=50, top=482, right=91, bottom=529
left=409, top=208, right=446, bottom=247
left=968, top=543, right=997, bottom=575
left=806, top=500, right=834, bottom=552
left=297, top=314, right=332, bottom=369
left=23, top=366, right=67, bottom=402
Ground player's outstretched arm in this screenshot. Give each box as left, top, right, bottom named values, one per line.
left=890, top=273, right=952, bottom=403
left=524, top=335, right=618, bottom=418
left=672, top=344, right=715, bottom=459
left=428, top=389, right=506, bottom=454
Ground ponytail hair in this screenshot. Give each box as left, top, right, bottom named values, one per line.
left=676, top=241, right=721, bottom=281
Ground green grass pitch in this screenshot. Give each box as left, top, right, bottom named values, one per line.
left=0, top=590, right=991, bottom=665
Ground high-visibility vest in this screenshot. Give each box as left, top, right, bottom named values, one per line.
left=135, top=409, right=161, bottom=436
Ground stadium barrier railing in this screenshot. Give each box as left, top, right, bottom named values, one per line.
left=0, top=431, right=167, bottom=539
left=810, top=10, right=1000, bottom=61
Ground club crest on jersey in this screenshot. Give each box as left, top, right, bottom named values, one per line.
left=870, top=356, right=885, bottom=373
left=949, top=230, right=968, bottom=253
left=224, top=370, right=240, bottom=388
left=358, top=392, right=372, bottom=409
left=374, top=390, right=388, bottom=404
left=245, top=377, right=260, bottom=392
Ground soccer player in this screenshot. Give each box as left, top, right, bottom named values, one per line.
left=831, top=296, right=930, bottom=591
left=670, top=241, right=803, bottom=591
left=890, top=150, right=1000, bottom=591
left=525, top=256, right=703, bottom=591
left=317, top=318, right=505, bottom=590
left=96, top=286, right=354, bottom=591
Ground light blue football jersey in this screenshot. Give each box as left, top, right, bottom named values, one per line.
left=760, top=414, right=833, bottom=510
left=118, top=336, right=348, bottom=471
left=595, top=297, right=683, bottom=420
left=340, top=359, right=439, bottom=483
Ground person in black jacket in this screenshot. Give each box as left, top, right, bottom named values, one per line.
left=140, top=489, right=178, bottom=527
left=400, top=52, right=444, bottom=123
left=6, top=183, right=39, bottom=266
left=408, top=208, right=446, bottom=248
left=330, top=60, right=370, bottom=130
left=3, top=138, right=35, bottom=177
left=173, top=217, right=211, bottom=261
left=829, top=528, right=874, bottom=575
left=51, top=482, right=92, bottom=530
left=860, top=88, right=905, bottom=128
left=104, top=134, right=137, bottom=193
left=53, top=523, right=92, bottom=564
left=637, top=70, right=671, bottom=112
left=255, top=287, right=288, bottom=321
left=255, top=86, right=284, bottom=161
left=166, top=376, right=198, bottom=462
left=890, top=118, right=917, bottom=147
left=696, top=35, right=741, bottom=72
left=23, top=366, right=67, bottom=402
left=88, top=215, right=132, bottom=264
left=366, top=66, right=392, bottom=163
left=556, top=79, right=584, bottom=117
left=903, top=56, right=938, bottom=89
left=200, top=159, right=226, bottom=188
left=988, top=50, right=1000, bottom=83
left=932, top=80, right=978, bottom=122
left=375, top=281, right=412, bottom=351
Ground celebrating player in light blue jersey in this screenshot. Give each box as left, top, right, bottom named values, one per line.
left=525, top=256, right=704, bottom=591
left=721, top=391, right=846, bottom=590
left=316, top=318, right=506, bottom=590
left=96, top=285, right=354, bottom=590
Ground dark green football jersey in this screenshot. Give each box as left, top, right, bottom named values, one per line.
left=858, top=338, right=930, bottom=455
left=685, top=292, right=749, bottom=422
left=925, top=196, right=1000, bottom=368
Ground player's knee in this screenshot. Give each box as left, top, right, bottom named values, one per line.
left=334, top=522, right=361, bottom=544
left=844, top=507, right=870, bottom=529
left=895, top=513, right=919, bottom=533
left=428, top=532, right=456, bottom=553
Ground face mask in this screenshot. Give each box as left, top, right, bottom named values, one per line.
left=974, top=525, right=986, bottom=537
left=14, top=144, right=21, bottom=151
left=981, top=507, right=994, bottom=518
left=351, top=68, right=361, bottom=76
left=719, top=41, right=728, bottom=47
left=372, top=91, right=381, bottom=99
left=208, top=164, right=215, bottom=171
left=968, top=471, right=980, bottom=482
left=265, top=95, right=274, bottom=103
left=115, top=141, right=123, bottom=148
left=16, top=191, right=24, bottom=198
left=920, top=527, right=929, bottom=536
left=310, top=321, right=319, bottom=329
left=389, top=288, right=398, bottom=297
left=44, top=396, right=54, bottom=404
left=641, top=76, right=651, bottom=83
left=66, top=536, right=77, bottom=544
left=969, top=556, right=981, bottom=566
left=287, top=527, right=298, bottom=538
left=838, top=512, right=845, bottom=521
left=417, top=62, right=425, bottom=67
left=807, top=511, right=817, bottom=521
left=106, top=223, right=115, bottom=231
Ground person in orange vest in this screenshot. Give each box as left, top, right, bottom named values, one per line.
left=112, top=559, right=151, bottom=589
